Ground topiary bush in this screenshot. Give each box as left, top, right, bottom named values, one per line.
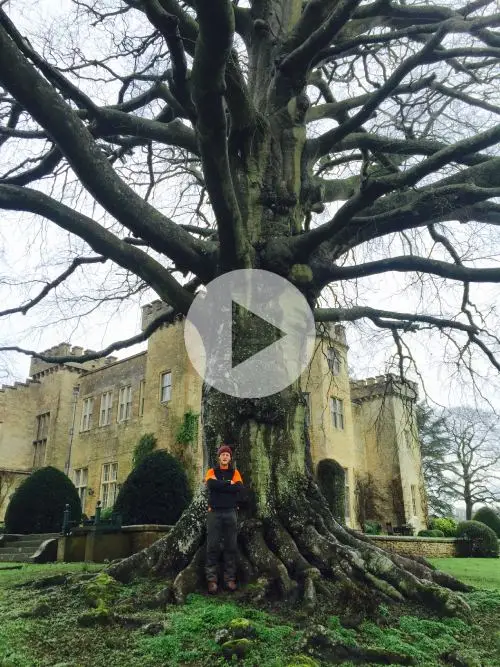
left=418, top=529, right=445, bottom=537
left=429, top=517, right=457, bottom=537
left=473, top=506, right=500, bottom=538
left=316, top=459, right=345, bottom=524
left=456, top=520, right=499, bottom=558
left=114, top=450, right=191, bottom=525
left=5, top=466, right=81, bottom=534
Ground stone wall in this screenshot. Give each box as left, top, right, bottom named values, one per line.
left=57, top=525, right=171, bottom=563
left=70, top=352, right=148, bottom=516
left=369, top=535, right=457, bottom=558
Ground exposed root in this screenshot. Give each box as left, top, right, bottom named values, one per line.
left=302, top=571, right=317, bottom=610
left=105, top=477, right=472, bottom=617
left=172, top=547, right=205, bottom=604
left=107, top=490, right=207, bottom=583
left=240, top=519, right=297, bottom=598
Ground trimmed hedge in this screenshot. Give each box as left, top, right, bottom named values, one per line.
left=473, top=506, right=500, bottom=538
left=316, top=459, right=345, bottom=524
left=418, top=529, right=445, bottom=538
left=114, top=450, right=191, bottom=525
left=5, top=466, right=81, bottom=534
left=429, top=517, right=457, bottom=537
left=456, top=520, right=499, bottom=558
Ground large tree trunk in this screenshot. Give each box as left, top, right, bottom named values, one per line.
left=108, top=370, right=471, bottom=616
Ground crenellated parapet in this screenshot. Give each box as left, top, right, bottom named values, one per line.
left=29, top=343, right=118, bottom=378
left=316, top=323, right=347, bottom=347
left=0, top=378, right=40, bottom=394
left=350, top=373, right=418, bottom=403
left=141, top=299, right=174, bottom=332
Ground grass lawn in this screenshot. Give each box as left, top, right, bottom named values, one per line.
left=0, top=560, right=499, bottom=666
left=428, top=558, right=500, bottom=590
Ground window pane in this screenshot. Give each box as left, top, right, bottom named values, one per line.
left=161, top=372, right=172, bottom=402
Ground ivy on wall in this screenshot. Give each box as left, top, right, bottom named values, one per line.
left=176, top=409, right=199, bottom=447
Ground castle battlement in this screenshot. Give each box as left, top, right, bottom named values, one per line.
left=29, top=343, right=118, bottom=378
left=141, top=299, right=176, bottom=331
left=350, top=373, right=418, bottom=402
left=0, top=379, right=39, bottom=393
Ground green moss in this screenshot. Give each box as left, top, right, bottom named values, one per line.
left=288, top=264, right=313, bottom=285
left=83, top=572, right=121, bottom=611
left=221, top=637, right=254, bottom=659
left=285, top=656, right=319, bottom=667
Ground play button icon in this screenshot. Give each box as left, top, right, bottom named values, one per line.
left=184, top=269, right=316, bottom=398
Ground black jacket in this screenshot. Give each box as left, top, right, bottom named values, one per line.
left=205, top=466, right=243, bottom=510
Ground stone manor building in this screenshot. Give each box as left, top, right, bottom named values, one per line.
left=0, top=301, right=427, bottom=531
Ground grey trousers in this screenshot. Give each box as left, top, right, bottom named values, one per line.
left=205, top=509, right=238, bottom=582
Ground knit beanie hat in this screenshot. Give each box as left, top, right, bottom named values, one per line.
left=217, top=445, right=233, bottom=457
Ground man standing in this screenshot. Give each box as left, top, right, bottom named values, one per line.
left=204, top=444, right=244, bottom=594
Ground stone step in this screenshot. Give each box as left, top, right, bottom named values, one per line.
left=0, top=546, right=39, bottom=556
left=6, top=533, right=59, bottom=543
left=0, top=552, right=33, bottom=563
left=6, top=538, right=57, bottom=549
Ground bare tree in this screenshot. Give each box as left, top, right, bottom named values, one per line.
left=444, top=407, right=500, bottom=520
left=1, top=0, right=499, bottom=612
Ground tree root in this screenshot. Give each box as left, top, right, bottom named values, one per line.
left=240, top=519, right=297, bottom=598
left=105, top=480, right=472, bottom=617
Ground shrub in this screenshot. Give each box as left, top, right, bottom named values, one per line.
left=99, top=507, right=114, bottom=521
left=364, top=520, right=382, bottom=535
left=132, top=433, right=157, bottom=469
left=456, top=520, right=499, bottom=558
left=114, top=450, right=191, bottom=525
left=316, top=459, right=345, bottom=524
left=473, top=506, right=500, bottom=538
left=429, top=517, right=457, bottom=537
left=418, top=529, right=445, bottom=538
left=5, top=466, right=81, bottom=534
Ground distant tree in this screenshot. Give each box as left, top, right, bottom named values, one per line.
left=445, top=408, right=500, bottom=520
left=417, top=403, right=455, bottom=516
left=418, top=404, right=500, bottom=519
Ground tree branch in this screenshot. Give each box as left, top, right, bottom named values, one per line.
left=0, top=184, right=194, bottom=314
left=0, top=15, right=211, bottom=279
left=313, top=255, right=500, bottom=288
left=142, top=0, right=196, bottom=119
left=0, top=306, right=178, bottom=364
left=314, top=305, right=479, bottom=334
left=279, top=0, right=363, bottom=86
left=0, top=256, right=107, bottom=318
left=308, top=24, right=449, bottom=158
left=191, top=0, right=248, bottom=270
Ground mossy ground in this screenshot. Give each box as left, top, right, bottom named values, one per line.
left=0, top=561, right=499, bottom=666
